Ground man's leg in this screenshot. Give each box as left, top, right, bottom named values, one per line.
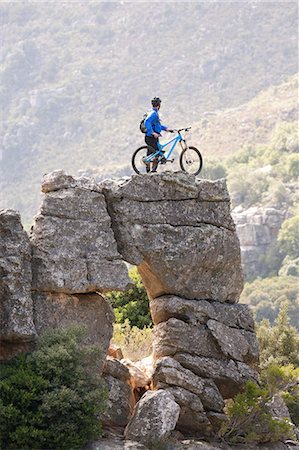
left=145, top=136, right=159, bottom=173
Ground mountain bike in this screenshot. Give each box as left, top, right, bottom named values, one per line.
left=131, top=127, right=203, bottom=176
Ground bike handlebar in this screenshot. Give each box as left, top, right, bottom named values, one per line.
left=169, top=127, right=191, bottom=133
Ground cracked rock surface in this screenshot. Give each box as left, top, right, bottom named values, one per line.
left=0, top=209, right=36, bottom=358
left=103, top=172, right=243, bottom=302
left=30, top=170, right=131, bottom=293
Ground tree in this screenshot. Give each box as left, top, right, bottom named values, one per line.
left=257, top=302, right=299, bottom=369
left=0, top=326, right=107, bottom=450
left=106, top=266, right=152, bottom=329
left=278, top=215, right=299, bottom=259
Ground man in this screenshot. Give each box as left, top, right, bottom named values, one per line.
left=144, top=97, right=171, bottom=173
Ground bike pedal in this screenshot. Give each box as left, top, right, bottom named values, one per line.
left=167, top=158, right=175, bottom=163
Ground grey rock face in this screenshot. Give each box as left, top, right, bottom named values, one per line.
left=0, top=209, right=36, bottom=354
left=174, top=353, right=259, bottom=399
left=124, top=389, right=180, bottom=445
left=103, top=356, right=131, bottom=382
left=150, top=295, right=255, bottom=330
left=30, top=171, right=131, bottom=294
left=33, top=292, right=114, bottom=370
left=153, top=357, right=224, bottom=413
left=161, top=385, right=212, bottom=434
left=153, top=318, right=224, bottom=360
left=101, top=374, right=133, bottom=428
left=232, top=205, right=286, bottom=279
left=103, top=172, right=243, bottom=302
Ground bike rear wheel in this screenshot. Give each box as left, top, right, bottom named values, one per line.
left=179, top=146, right=203, bottom=176
left=132, top=146, right=151, bottom=174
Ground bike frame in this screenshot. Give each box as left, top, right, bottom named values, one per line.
left=144, top=132, right=185, bottom=163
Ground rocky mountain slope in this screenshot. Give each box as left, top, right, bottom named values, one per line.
left=1, top=1, right=298, bottom=225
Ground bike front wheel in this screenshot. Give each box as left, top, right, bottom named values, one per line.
left=132, top=146, right=151, bottom=174
left=179, top=146, right=203, bottom=176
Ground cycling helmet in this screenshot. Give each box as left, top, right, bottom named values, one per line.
left=151, top=97, right=162, bottom=107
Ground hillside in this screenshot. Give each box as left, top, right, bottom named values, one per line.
left=0, top=1, right=298, bottom=225
left=192, top=75, right=298, bottom=157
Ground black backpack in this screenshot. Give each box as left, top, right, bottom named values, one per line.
left=139, top=113, right=147, bottom=134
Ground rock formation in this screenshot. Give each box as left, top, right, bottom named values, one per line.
left=232, top=205, right=286, bottom=279
left=0, top=210, right=36, bottom=359
left=0, top=170, right=260, bottom=445
left=103, top=172, right=259, bottom=439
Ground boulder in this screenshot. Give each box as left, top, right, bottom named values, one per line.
left=0, top=209, right=36, bottom=358
left=150, top=295, right=255, bottom=330
left=121, top=358, right=151, bottom=389
left=152, top=357, right=224, bottom=413
left=103, top=357, right=131, bottom=382
left=174, top=353, right=259, bottom=399
left=101, top=374, right=133, bottom=428
left=207, top=319, right=259, bottom=365
left=158, top=385, right=212, bottom=434
left=124, top=389, right=180, bottom=445
left=153, top=318, right=224, bottom=361
left=107, top=344, right=124, bottom=360
left=102, top=172, right=243, bottom=302
left=30, top=171, right=131, bottom=294
left=33, top=292, right=114, bottom=371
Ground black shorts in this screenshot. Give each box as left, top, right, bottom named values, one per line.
left=145, top=135, right=159, bottom=155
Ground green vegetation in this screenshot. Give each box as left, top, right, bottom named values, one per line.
left=112, top=320, right=153, bottom=362
left=225, top=122, right=298, bottom=210
left=0, top=326, right=107, bottom=450
left=222, top=303, right=299, bottom=443
left=221, top=380, right=294, bottom=444
left=107, top=267, right=153, bottom=360
left=106, top=267, right=152, bottom=329
left=240, top=276, right=299, bottom=329
left=257, top=302, right=299, bottom=368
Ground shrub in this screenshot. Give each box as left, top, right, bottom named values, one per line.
left=106, top=266, right=152, bottom=328
left=256, top=302, right=299, bottom=369
left=112, top=319, right=153, bottom=361
left=278, top=215, right=299, bottom=259
left=221, top=380, right=294, bottom=444
left=261, top=364, right=299, bottom=426
left=0, top=326, right=107, bottom=450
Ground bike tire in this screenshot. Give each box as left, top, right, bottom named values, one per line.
left=131, top=146, right=150, bottom=174
left=179, top=146, right=203, bottom=176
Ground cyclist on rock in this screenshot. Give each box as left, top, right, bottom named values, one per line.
left=144, top=97, right=172, bottom=173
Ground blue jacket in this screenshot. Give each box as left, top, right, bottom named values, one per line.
left=144, top=108, right=167, bottom=136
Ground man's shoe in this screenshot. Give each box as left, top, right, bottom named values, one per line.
left=151, top=169, right=157, bottom=173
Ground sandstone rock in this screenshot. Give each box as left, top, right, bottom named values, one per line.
left=153, top=357, right=224, bottom=412
left=102, top=173, right=243, bottom=302
left=33, top=292, right=114, bottom=371
left=121, top=358, right=151, bottom=389
left=207, top=319, right=259, bottom=365
left=108, top=344, right=124, bottom=360
left=153, top=318, right=223, bottom=360
left=30, top=171, right=131, bottom=293
left=174, top=353, right=259, bottom=398
left=101, top=374, right=133, bottom=428
left=150, top=295, right=255, bottom=331
left=124, top=389, right=180, bottom=445
left=134, top=355, right=155, bottom=380
left=103, top=357, right=130, bottom=382
left=0, top=209, right=36, bottom=354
